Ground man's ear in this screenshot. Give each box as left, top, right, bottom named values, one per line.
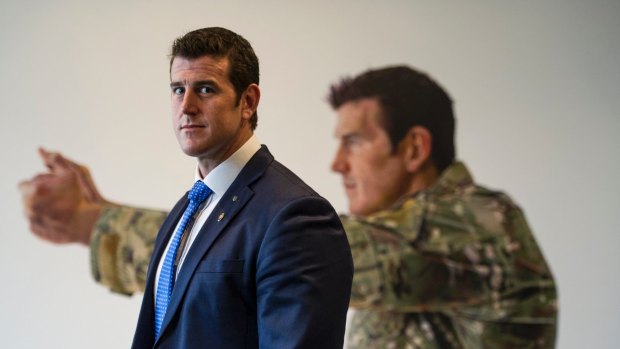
left=241, top=84, right=260, bottom=120
left=402, top=126, right=432, bottom=173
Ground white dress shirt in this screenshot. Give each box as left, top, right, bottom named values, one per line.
left=154, top=135, right=261, bottom=301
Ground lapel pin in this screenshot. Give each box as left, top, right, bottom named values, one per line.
left=218, top=212, right=225, bottom=221
left=232, top=195, right=238, bottom=202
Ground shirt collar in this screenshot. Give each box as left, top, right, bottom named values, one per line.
left=193, top=135, right=261, bottom=197
left=386, top=161, right=474, bottom=208
left=427, top=161, right=474, bottom=196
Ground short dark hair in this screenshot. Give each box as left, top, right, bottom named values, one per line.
left=170, top=27, right=260, bottom=129
left=328, top=66, right=455, bottom=172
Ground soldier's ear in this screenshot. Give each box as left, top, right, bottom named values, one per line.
left=402, top=126, right=432, bottom=173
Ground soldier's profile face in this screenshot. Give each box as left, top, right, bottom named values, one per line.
left=331, top=98, right=412, bottom=216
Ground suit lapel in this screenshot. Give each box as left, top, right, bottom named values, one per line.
left=158, top=146, right=274, bottom=338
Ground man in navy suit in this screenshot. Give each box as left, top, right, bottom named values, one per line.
left=120, top=27, right=352, bottom=348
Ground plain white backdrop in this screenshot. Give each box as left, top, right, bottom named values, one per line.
left=1, top=1, right=618, bottom=348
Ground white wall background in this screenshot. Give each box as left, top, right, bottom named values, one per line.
left=1, top=1, right=618, bottom=348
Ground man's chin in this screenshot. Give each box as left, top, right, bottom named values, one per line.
left=349, top=202, right=383, bottom=217
left=348, top=205, right=369, bottom=217
left=181, top=149, right=200, bottom=157
left=179, top=144, right=207, bottom=158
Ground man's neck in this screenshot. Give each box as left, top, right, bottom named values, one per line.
left=197, top=131, right=253, bottom=177
left=405, top=162, right=440, bottom=197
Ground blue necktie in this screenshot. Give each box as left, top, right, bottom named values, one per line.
left=154, top=180, right=212, bottom=339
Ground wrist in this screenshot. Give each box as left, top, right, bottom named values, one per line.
left=75, top=201, right=105, bottom=246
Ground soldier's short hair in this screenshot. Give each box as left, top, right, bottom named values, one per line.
left=328, top=66, right=455, bottom=172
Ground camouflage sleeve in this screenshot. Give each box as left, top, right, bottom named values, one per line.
left=89, top=204, right=168, bottom=295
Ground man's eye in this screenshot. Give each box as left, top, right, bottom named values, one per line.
left=172, top=87, right=185, bottom=95
left=198, top=86, right=215, bottom=94
left=343, top=136, right=360, bottom=148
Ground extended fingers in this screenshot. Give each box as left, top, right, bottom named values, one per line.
left=38, top=148, right=104, bottom=202
left=38, top=147, right=71, bottom=173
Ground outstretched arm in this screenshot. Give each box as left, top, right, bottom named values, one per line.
left=19, top=148, right=167, bottom=294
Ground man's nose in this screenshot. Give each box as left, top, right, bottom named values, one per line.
left=330, top=148, right=348, bottom=174
left=181, top=91, right=198, bottom=115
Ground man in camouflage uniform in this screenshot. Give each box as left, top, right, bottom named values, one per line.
left=21, top=65, right=557, bottom=348
left=341, top=164, right=556, bottom=348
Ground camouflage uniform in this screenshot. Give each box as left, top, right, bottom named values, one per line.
left=343, top=162, right=557, bottom=348
left=90, top=162, right=557, bottom=348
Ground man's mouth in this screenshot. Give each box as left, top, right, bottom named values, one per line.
left=180, top=124, right=205, bottom=130
left=342, top=180, right=355, bottom=191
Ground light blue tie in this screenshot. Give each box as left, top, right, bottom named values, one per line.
left=154, top=180, right=212, bottom=339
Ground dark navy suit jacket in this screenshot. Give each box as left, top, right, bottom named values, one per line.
left=131, top=146, right=353, bottom=349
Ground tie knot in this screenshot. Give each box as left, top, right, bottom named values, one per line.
left=188, top=180, right=212, bottom=204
